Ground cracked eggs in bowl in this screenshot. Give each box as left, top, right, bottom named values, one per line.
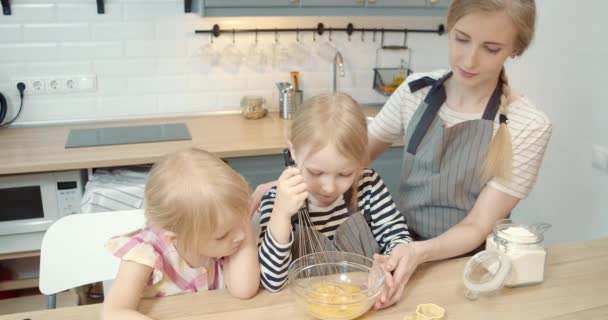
left=288, top=252, right=385, bottom=320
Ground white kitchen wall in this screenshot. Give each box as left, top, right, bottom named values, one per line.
left=2, top=0, right=604, bottom=245
left=0, top=0, right=446, bottom=125
left=508, top=0, right=608, bottom=244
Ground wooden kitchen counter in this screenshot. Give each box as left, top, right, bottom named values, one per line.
left=2, top=237, right=607, bottom=320
left=0, top=109, right=389, bottom=176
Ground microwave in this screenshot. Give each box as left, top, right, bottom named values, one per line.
left=0, top=170, right=85, bottom=254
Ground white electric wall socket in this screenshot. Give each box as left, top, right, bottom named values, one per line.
left=591, top=145, right=608, bottom=172
left=11, top=75, right=97, bottom=95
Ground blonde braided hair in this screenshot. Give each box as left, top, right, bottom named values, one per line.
left=481, top=68, right=513, bottom=182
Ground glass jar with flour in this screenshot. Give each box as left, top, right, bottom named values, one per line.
left=463, top=219, right=551, bottom=299
left=485, top=219, right=551, bottom=287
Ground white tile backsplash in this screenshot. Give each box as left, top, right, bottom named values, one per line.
left=98, top=95, right=158, bottom=118
left=157, top=59, right=193, bottom=75
left=23, top=23, right=90, bottom=42
left=58, top=42, right=123, bottom=60
left=189, top=75, right=248, bottom=93
left=123, top=3, right=182, bottom=20
left=96, top=76, right=129, bottom=95
left=93, top=59, right=156, bottom=76
left=9, top=4, right=56, bottom=22
left=57, top=4, right=122, bottom=22
left=157, top=93, right=218, bottom=113
left=0, top=25, right=23, bottom=42
left=0, top=43, right=58, bottom=62
left=125, top=40, right=187, bottom=58
left=24, top=61, right=92, bottom=75
left=91, top=22, right=156, bottom=41
left=0, top=4, right=447, bottom=125
left=0, top=64, right=25, bottom=81
left=20, top=96, right=98, bottom=121
left=127, top=76, right=189, bottom=95
left=155, top=22, right=191, bottom=40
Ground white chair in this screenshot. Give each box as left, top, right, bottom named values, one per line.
left=39, top=209, right=145, bottom=308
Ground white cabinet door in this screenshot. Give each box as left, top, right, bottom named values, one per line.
left=367, top=0, right=427, bottom=7
left=204, top=0, right=299, bottom=8
left=301, top=0, right=364, bottom=7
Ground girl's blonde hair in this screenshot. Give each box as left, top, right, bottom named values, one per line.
left=447, top=0, right=536, bottom=182
left=290, top=93, right=368, bottom=210
left=144, top=148, right=250, bottom=254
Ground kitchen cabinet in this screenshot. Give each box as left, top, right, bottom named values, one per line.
left=369, top=146, right=403, bottom=197
left=225, top=154, right=284, bottom=192
left=300, top=0, right=364, bottom=7
left=195, top=0, right=447, bottom=16
left=226, top=146, right=403, bottom=198
left=366, top=0, right=427, bottom=7
left=433, top=0, right=450, bottom=8
left=204, top=0, right=298, bottom=8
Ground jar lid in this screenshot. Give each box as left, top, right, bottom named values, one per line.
left=494, top=219, right=550, bottom=244
left=462, top=250, right=511, bottom=300
left=241, top=95, right=264, bottom=102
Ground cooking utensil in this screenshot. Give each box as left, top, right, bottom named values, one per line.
left=276, top=81, right=302, bottom=120
left=290, top=71, right=300, bottom=92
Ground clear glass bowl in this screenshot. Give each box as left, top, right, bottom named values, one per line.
left=288, top=252, right=384, bottom=320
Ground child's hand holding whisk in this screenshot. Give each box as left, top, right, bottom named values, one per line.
left=268, top=167, right=309, bottom=244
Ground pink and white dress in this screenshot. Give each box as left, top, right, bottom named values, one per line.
left=106, top=227, right=224, bottom=298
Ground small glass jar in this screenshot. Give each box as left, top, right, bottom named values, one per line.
left=485, top=219, right=550, bottom=287
left=463, top=219, right=551, bottom=300
left=241, top=95, right=267, bottom=120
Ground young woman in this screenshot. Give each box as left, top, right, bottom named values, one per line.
left=368, top=0, right=552, bottom=308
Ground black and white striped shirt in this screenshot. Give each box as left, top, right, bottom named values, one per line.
left=257, top=168, right=411, bottom=292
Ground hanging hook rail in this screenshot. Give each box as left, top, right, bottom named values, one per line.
left=195, top=23, right=445, bottom=38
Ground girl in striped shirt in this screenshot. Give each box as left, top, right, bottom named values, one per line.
left=257, top=93, right=412, bottom=303
left=103, top=148, right=260, bottom=320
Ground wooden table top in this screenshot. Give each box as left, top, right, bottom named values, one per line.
left=2, top=237, right=607, bottom=320
left=0, top=109, right=391, bottom=176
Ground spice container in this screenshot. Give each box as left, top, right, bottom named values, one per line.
left=463, top=219, right=551, bottom=300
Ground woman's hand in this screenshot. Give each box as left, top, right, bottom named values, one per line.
left=249, top=180, right=277, bottom=217
left=373, top=243, right=419, bottom=309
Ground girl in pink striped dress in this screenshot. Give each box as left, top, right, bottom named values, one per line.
left=102, top=148, right=260, bottom=320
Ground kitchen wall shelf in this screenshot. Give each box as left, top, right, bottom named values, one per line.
left=195, top=23, right=445, bottom=39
